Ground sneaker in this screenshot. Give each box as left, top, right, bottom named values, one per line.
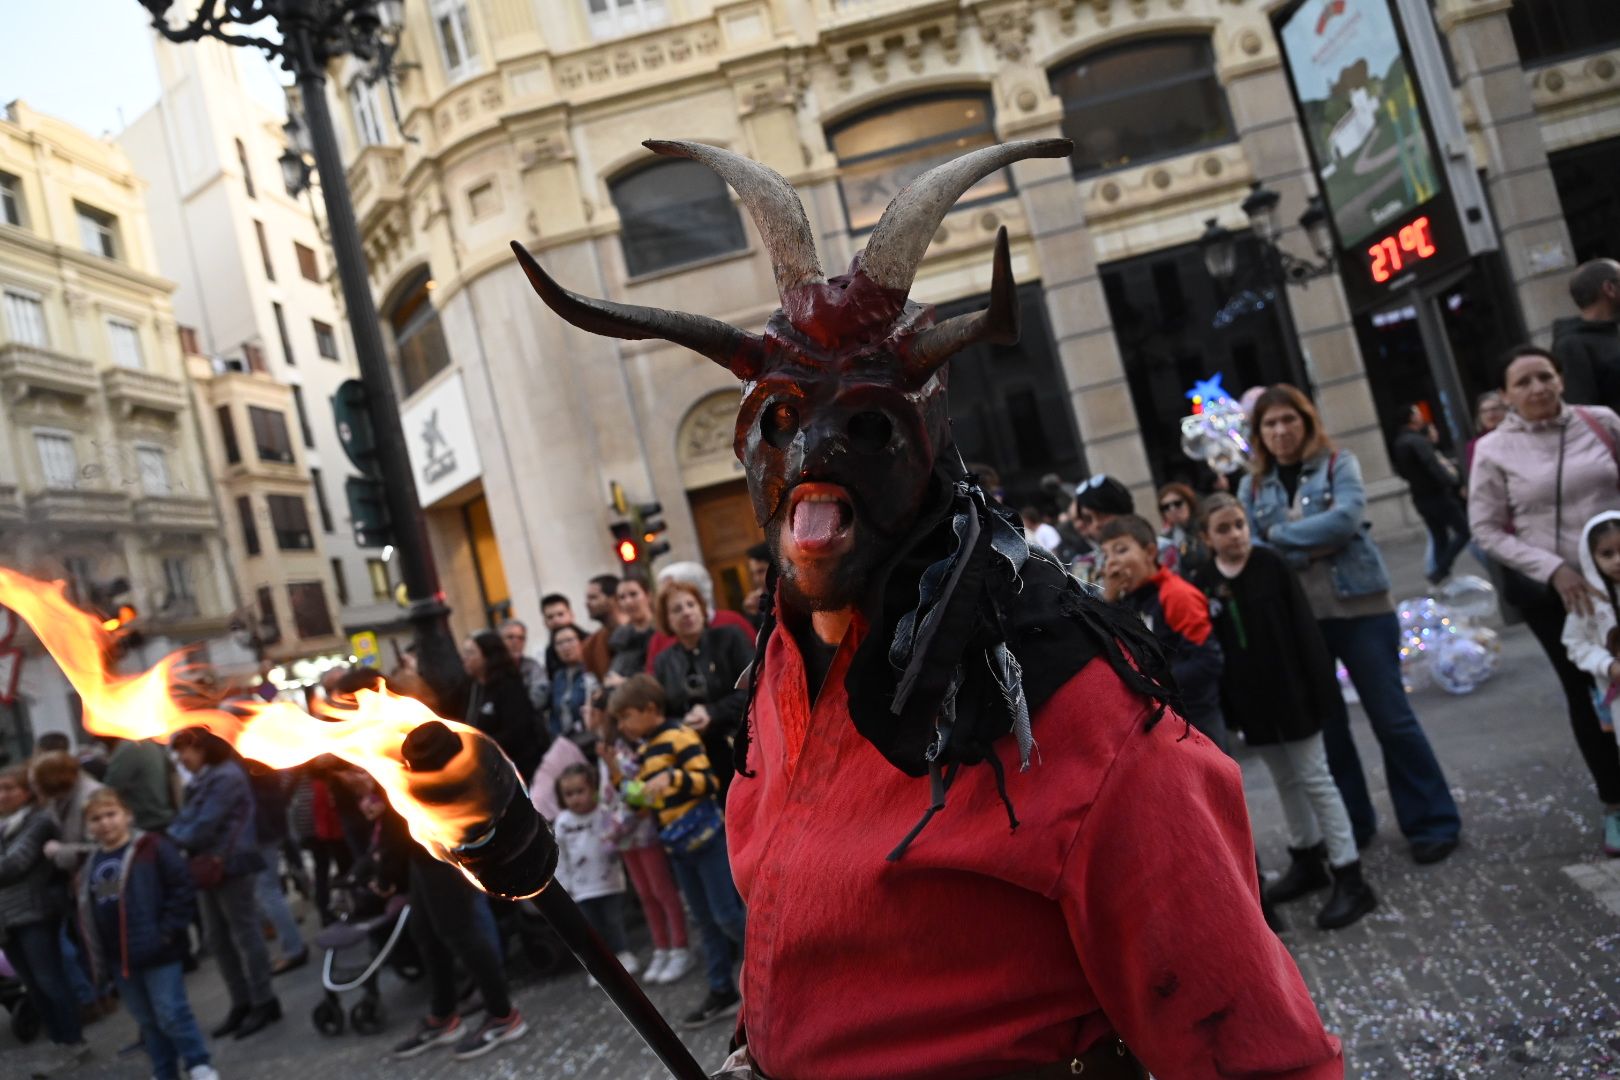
left=393, top=1015, right=463, bottom=1059
left=644, top=949, right=671, bottom=984
left=615, top=950, right=641, bottom=976
left=660, top=947, right=694, bottom=984
left=187, top=1065, right=221, bottom=1080
left=680, top=989, right=741, bottom=1030
left=452, top=1011, right=528, bottom=1059
left=1605, top=810, right=1620, bottom=857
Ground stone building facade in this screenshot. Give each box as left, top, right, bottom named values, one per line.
left=120, top=38, right=408, bottom=677
left=330, top=0, right=1620, bottom=631
left=0, top=101, right=236, bottom=758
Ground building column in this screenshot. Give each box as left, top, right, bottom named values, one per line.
left=1219, top=37, right=1406, bottom=525
left=1437, top=0, right=1578, bottom=343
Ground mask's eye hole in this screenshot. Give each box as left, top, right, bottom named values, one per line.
left=762, top=402, right=799, bottom=449
left=847, top=411, right=893, bottom=453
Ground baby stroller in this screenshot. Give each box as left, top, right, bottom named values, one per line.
left=0, top=947, right=40, bottom=1043
left=310, top=889, right=414, bottom=1037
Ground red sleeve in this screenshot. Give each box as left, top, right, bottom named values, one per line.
left=1058, top=705, right=1342, bottom=1078
left=1160, top=575, right=1213, bottom=646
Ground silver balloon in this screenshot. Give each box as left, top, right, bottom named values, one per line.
left=1396, top=596, right=1444, bottom=634
left=1431, top=626, right=1501, bottom=694
left=1438, top=575, right=1498, bottom=621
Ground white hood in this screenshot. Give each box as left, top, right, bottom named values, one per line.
left=1577, top=510, right=1620, bottom=593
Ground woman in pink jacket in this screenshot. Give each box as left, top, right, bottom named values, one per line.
left=1469, top=344, right=1620, bottom=853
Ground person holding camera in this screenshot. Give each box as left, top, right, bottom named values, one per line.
left=652, top=580, right=753, bottom=804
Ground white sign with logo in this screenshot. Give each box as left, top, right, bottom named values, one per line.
left=401, top=372, right=483, bottom=507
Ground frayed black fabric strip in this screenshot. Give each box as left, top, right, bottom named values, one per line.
left=887, top=762, right=957, bottom=862
left=734, top=563, right=777, bottom=781
left=984, top=749, right=1019, bottom=833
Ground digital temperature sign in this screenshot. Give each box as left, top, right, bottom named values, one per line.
left=1367, top=215, right=1437, bottom=284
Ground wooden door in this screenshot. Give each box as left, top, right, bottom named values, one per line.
left=687, top=479, right=764, bottom=614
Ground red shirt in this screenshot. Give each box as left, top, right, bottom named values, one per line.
left=727, top=614, right=1342, bottom=1080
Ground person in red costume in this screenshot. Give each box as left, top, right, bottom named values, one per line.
left=512, top=139, right=1342, bottom=1079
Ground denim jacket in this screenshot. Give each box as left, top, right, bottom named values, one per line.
left=1237, top=448, right=1391, bottom=599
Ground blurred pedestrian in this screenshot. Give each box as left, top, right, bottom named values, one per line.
left=652, top=581, right=753, bottom=802
left=552, top=764, right=636, bottom=975
left=1463, top=390, right=1507, bottom=477
left=606, top=577, right=657, bottom=685
left=103, top=738, right=177, bottom=832
left=1553, top=258, right=1620, bottom=411
left=1243, top=384, right=1462, bottom=863
left=1193, top=495, right=1377, bottom=930
left=581, top=574, right=624, bottom=679
left=547, top=623, right=600, bottom=752
left=1389, top=404, right=1470, bottom=584
left=166, top=729, right=280, bottom=1040
left=0, top=762, right=88, bottom=1073
left=742, top=543, right=772, bottom=628
left=1471, top=345, right=1620, bottom=852
left=245, top=767, right=307, bottom=975
left=1157, top=482, right=1209, bottom=576
left=646, top=563, right=755, bottom=669
left=31, top=751, right=105, bottom=1017
left=462, top=630, right=546, bottom=783
left=77, top=787, right=217, bottom=1080
left=500, top=618, right=549, bottom=714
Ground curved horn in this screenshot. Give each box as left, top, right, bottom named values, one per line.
left=644, top=139, right=823, bottom=299
left=511, top=242, right=763, bottom=380
left=903, top=227, right=1019, bottom=384
left=861, top=138, right=1072, bottom=296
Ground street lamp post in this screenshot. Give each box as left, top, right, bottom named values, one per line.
left=1200, top=181, right=1337, bottom=394
left=139, top=0, right=462, bottom=703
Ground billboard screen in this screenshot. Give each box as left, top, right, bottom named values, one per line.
left=1277, top=0, right=1443, bottom=251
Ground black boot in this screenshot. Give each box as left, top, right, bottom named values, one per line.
left=1315, top=860, right=1377, bottom=930
left=211, top=1003, right=250, bottom=1038
left=1265, top=843, right=1331, bottom=904
left=1257, top=857, right=1284, bottom=932
left=234, top=997, right=283, bottom=1039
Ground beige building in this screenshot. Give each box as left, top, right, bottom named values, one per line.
left=120, top=38, right=408, bottom=676
left=328, top=0, right=1620, bottom=632
left=0, top=100, right=237, bottom=760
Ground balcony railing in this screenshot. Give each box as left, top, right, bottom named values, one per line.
left=0, top=342, right=99, bottom=401
left=24, top=488, right=133, bottom=528
left=0, top=483, right=21, bottom=527
left=102, top=367, right=189, bottom=419
left=133, top=494, right=217, bottom=532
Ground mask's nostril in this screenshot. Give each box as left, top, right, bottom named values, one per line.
left=848, top=411, right=893, bottom=453
left=762, top=402, right=799, bottom=449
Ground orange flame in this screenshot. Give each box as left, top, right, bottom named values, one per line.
left=0, top=567, right=495, bottom=860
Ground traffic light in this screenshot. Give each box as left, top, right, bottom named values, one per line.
left=636, top=501, right=670, bottom=562
left=610, top=520, right=639, bottom=565
left=346, top=477, right=391, bottom=548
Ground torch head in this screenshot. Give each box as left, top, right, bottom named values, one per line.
left=401, top=720, right=558, bottom=900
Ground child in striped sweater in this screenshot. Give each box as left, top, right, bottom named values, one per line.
left=609, top=674, right=745, bottom=1030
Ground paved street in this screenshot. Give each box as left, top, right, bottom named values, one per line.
left=6, top=537, right=1620, bottom=1079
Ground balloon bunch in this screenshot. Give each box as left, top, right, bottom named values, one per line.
left=1393, top=576, right=1502, bottom=695
left=1179, top=374, right=1252, bottom=476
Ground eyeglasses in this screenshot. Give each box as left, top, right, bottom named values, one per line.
left=1159, top=499, right=1187, bottom=513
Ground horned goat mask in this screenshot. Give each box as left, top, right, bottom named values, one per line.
left=512, top=137, right=1072, bottom=538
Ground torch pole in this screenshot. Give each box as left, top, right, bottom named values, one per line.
left=401, top=722, right=708, bottom=1079
left=535, top=886, right=710, bottom=1080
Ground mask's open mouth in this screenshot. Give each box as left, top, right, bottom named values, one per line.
left=787, top=483, right=856, bottom=555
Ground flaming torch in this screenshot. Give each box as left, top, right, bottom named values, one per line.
left=0, top=568, right=707, bottom=1080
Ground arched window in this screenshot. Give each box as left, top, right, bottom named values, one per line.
left=1049, top=36, right=1235, bottom=178
left=610, top=158, right=748, bottom=278
left=1509, top=0, right=1620, bottom=65
left=827, top=94, right=1004, bottom=233
left=388, top=269, right=451, bottom=397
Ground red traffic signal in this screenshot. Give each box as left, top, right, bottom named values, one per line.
left=610, top=521, right=639, bottom=564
